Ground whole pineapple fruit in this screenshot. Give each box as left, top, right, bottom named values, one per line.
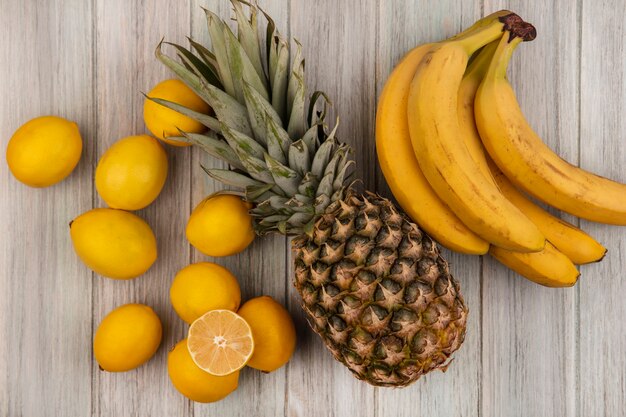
left=154, top=0, right=467, bottom=387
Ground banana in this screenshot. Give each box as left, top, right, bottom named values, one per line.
left=459, top=40, right=607, bottom=265
left=490, top=242, right=580, bottom=287
left=375, top=11, right=511, bottom=255
left=475, top=30, right=626, bottom=225
left=407, top=17, right=545, bottom=252
left=458, top=40, right=500, bottom=181
left=377, top=44, right=488, bottom=254
left=490, top=162, right=607, bottom=264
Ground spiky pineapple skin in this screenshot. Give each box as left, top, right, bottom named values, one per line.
left=293, top=192, right=468, bottom=387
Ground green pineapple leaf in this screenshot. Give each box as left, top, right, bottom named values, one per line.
left=202, top=167, right=261, bottom=188
left=205, top=9, right=236, bottom=97
left=231, top=0, right=265, bottom=84
left=166, top=42, right=223, bottom=89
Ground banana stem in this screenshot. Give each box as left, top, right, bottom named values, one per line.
left=487, top=34, right=523, bottom=80
left=464, top=40, right=500, bottom=81
left=452, top=20, right=508, bottom=55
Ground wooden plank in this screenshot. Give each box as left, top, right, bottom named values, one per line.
left=286, top=1, right=378, bottom=416
left=0, top=0, right=95, bottom=416
left=92, top=1, right=191, bottom=415
left=480, top=1, right=579, bottom=416
left=189, top=1, right=290, bottom=416
left=579, top=2, right=626, bottom=416
left=375, top=1, right=483, bottom=416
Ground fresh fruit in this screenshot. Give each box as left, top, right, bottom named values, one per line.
left=459, top=40, right=606, bottom=274
left=475, top=30, right=626, bottom=225
left=144, top=79, right=210, bottom=146
left=168, top=339, right=239, bottom=403
left=186, top=194, right=254, bottom=257
left=407, top=16, right=544, bottom=252
left=187, top=309, right=254, bottom=376
left=95, top=135, right=168, bottom=210
left=375, top=11, right=512, bottom=256
left=376, top=43, right=488, bottom=255
left=170, top=262, right=241, bottom=324
left=490, top=162, right=606, bottom=265
left=94, top=303, right=162, bottom=372
left=157, top=0, right=468, bottom=387
left=237, top=296, right=295, bottom=372
left=457, top=40, right=499, bottom=181
left=6, top=115, right=82, bottom=187
left=70, top=208, right=157, bottom=279
left=490, top=242, right=580, bottom=287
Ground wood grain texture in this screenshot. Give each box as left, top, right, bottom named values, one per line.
left=2, top=0, right=626, bottom=416
left=375, top=1, right=484, bottom=416
left=579, top=2, right=626, bottom=416
left=0, top=1, right=95, bottom=416
left=481, top=1, right=580, bottom=416
left=92, top=0, right=191, bottom=415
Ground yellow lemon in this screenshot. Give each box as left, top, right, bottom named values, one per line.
left=94, top=303, right=162, bottom=372
left=95, top=135, right=168, bottom=210
left=237, top=296, right=296, bottom=372
left=168, top=339, right=239, bottom=403
left=170, top=262, right=241, bottom=324
left=186, top=194, right=255, bottom=257
left=6, top=115, right=82, bottom=187
left=70, top=208, right=157, bottom=279
left=144, top=79, right=210, bottom=147
left=187, top=310, right=254, bottom=376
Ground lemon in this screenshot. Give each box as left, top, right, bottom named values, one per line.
left=6, top=115, right=82, bottom=187
left=94, top=303, right=162, bottom=372
left=70, top=208, right=157, bottom=279
left=168, top=339, right=239, bottom=403
left=187, top=310, right=254, bottom=376
left=237, top=296, right=296, bottom=372
left=186, top=194, right=255, bottom=257
left=95, top=135, right=168, bottom=210
left=170, top=262, right=241, bottom=324
left=144, top=79, right=210, bottom=147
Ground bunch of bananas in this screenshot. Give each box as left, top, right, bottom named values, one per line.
left=377, top=11, right=626, bottom=287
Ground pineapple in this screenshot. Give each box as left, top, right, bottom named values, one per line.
left=153, top=0, right=468, bottom=387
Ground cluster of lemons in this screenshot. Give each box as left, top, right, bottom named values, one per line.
left=6, top=79, right=296, bottom=403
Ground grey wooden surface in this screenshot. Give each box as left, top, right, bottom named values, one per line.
left=1, top=0, right=625, bottom=416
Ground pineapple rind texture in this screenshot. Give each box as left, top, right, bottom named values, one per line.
left=293, top=192, right=468, bottom=387
left=155, top=0, right=469, bottom=387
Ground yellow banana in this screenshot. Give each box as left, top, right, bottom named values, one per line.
left=407, top=17, right=545, bottom=252
left=458, top=41, right=499, bottom=180
left=377, top=45, right=487, bottom=254
left=375, top=11, right=511, bottom=255
left=490, top=163, right=606, bottom=264
left=458, top=40, right=607, bottom=265
left=490, top=242, right=580, bottom=287
left=475, top=30, right=626, bottom=225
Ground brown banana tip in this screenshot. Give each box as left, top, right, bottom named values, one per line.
left=514, top=22, right=537, bottom=42
left=596, top=249, right=608, bottom=263
left=499, top=13, right=537, bottom=42
left=68, top=220, right=74, bottom=228
left=499, top=13, right=524, bottom=28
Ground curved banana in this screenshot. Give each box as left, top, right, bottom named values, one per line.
left=475, top=31, right=626, bottom=225
left=407, top=17, right=545, bottom=252
left=377, top=44, right=488, bottom=254
left=490, top=163, right=606, bottom=265
left=458, top=41, right=499, bottom=180
left=376, top=11, right=511, bottom=255
left=458, top=40, right=607, bottom=265
left=490, top=242, right=580, bottom=287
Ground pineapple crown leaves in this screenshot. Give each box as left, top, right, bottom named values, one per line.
left=153, top=0, right=355, bottom=236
